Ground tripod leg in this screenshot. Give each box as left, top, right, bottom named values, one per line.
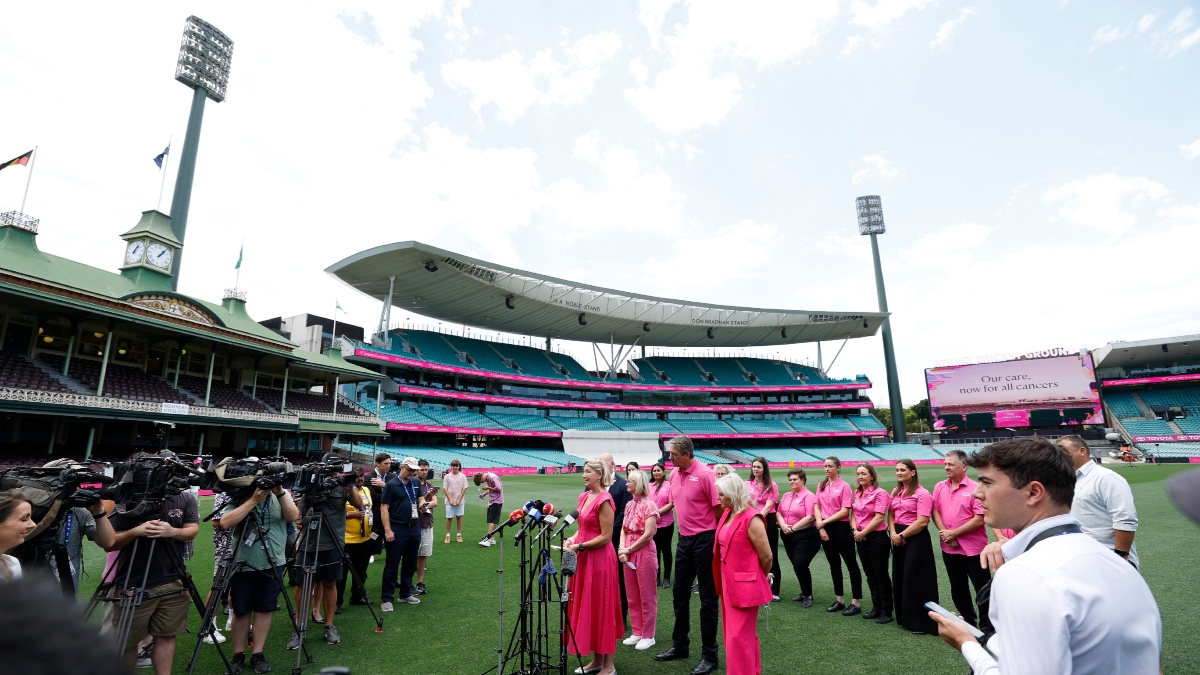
left=321, top=515, right=384, bottom=631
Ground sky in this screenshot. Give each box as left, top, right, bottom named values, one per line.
left=2, top=1, right=1198, bottom=408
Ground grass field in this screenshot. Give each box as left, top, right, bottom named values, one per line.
left=79, top=464, right=1200, bottom=674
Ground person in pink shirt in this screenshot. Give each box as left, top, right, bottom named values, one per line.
left=887, top=459, right=939, bottom=635
left=813, top=457, right=863, bottom=615
left=713, top=474, right=772, bottom=675
left=745, top=457, right=781, bottom=601
left=851, top=462, right=893, bottom=624
left=931, top=449, right=993, bottom=633
left=650, top=462, right=675, bottom=589
left=618, top=470, right=659, bottom=651
left=776, top=468, right=820, bottom=607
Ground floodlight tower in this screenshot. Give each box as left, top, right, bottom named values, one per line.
left=857, top=195, right=906, bottom=443
left=167, top=16, right=233, bottom=290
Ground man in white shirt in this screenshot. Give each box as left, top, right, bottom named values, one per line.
left=1057, top=435, right=1139, bottom=568
left=929, top=437, right=1161, bottom=675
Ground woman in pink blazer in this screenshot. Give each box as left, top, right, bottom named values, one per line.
left=713, top=473, right=773, bottom=675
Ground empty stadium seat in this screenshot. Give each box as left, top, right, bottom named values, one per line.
left=1, top=352, right=71, bottom=392
left=668, top=419, right=735, bottom=434
left=547, top=416, right=619, bottom=432
left=607, top=417, right=680, bottom=434
left=864, top=443, right=943, bottom=461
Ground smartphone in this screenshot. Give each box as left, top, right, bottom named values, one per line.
left=924, top=601, right=985, bottom=639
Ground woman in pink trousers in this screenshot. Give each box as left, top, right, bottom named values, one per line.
left=617, top=469, right=660, bottom=651
left=713, top=473, right=773, bottom=675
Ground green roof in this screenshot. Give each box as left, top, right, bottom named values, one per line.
left=121, top=210, right=182, bottom=247
left=299, top=419, right=388, bottom=436
left=291, top=348, right=384, bottom=381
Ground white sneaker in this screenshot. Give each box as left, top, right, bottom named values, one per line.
left=480, top=539, right=493, bottom=547
left=401, top=595, right=421, bottom=605
left=380, top=602, right=394, bottom=612
left=202, top=630, right=226, bottom=644
left=635, top=637, right=656, bottom=650
left=224, top=614, right=232, bottom=631
left=622, top=634, right=642, bottom=646
left=369, top=556, right=375, bottom=564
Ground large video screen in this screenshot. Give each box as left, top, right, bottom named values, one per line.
left=926, top=354, right=1103, bottom=429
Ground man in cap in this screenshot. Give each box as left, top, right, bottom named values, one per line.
left=379, top=457, right=424, bottom=610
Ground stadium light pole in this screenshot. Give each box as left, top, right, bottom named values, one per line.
left=857, top=195, right=906, bottom=443
left=168, top=16, right=233, bottom=290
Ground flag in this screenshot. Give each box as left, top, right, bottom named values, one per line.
left=335, top=300, right=344, bottom=312
left=153, top=145, right=170, bottom=168
left=234, top=243, right=243, bottom=270
left=0, top=150, right=32, bottom=172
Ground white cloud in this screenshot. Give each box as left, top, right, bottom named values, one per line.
left=1138, top=14, right=1157, bottom=32
left=1090, top=24, right=1129, bottom=51
left=851, top=154, right=899, bottom=184
left=1181, top=139, right=1200, bottom=159
left=1043, top=173, right=1168, bottom=238
left=841, top=34, right=864, bottom=56
left=441, top=31, right=622, bottom=122
left=639, top=220, right=779, bottom=291
left=1005, top=182, right=1030, bottom=207
left=1154, top=8, right=1200, bottom=57
left=930, top=7, right=978, bottom=49
left=544, top=132, right=687, bottom=238
left=848, top=0, right=936, bottom=34
left=627, top=0, right=840, bottom=133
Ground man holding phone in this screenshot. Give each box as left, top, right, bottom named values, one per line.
left=929, top=438, right=1160, bottom=674
left=415, top=459, right=439, bottom=595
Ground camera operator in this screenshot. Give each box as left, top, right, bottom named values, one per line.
left=103, top=464, right=199, bottom=675
left=218, top=481, right=300, bottom=675
left=38, top=461, right=116, bottom=597
left=287, top=464, right=363, bottom=648
left=929, top=438, right=1161, bottom=673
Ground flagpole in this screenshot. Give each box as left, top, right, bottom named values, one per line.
left=331, top=302, right=339, bottom=350
left=157, top=137, right=172, bottom=212
left=19, top=146, right=37, bottom=215
left=235, top=239, right=242, bottom=289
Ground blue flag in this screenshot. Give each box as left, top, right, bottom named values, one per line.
left=153, top=145, right=170, bottom=168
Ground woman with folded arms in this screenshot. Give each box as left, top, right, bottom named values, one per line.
left=746, top=457, right=782, bottom=601
left=813, top=457, right=863, bottom=615
left=852, top=463, right=893, bottom=624
left=618, top=470, right=659, bottom=651
left=887, top=459, right=938, bottom=634
left=713, top=474, right=772, bottom=675
left=776, top=469, right=820, bottom=607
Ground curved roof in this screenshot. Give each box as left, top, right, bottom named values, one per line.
left=326, top=241, right=888, bottom=348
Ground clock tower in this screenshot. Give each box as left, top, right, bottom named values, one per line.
left=119, top=210, right=181, bottom=292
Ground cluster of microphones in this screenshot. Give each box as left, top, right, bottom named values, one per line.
left=480, top=500, right=579, bottom=546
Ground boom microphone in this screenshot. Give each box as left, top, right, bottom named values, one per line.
left=548, top=510, right=578, bottom=539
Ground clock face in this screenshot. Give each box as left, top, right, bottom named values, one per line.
left=146, top=243, right=173, bottom=269
left=125, top=240, right=146, bottom=265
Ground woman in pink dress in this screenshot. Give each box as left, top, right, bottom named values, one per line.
left=617, top=470, right=659, bottom=651
left=713, top=474, right=773, bottom=675
left=565, top=459, right=624, bottom=675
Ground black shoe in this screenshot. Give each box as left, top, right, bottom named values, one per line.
left=229, top=652, right=245, bottom=675
left=802, top=596, right=813, bottom=608
left=791, top=595, right=804, bottom=602
left=249, top=652, right=271, bottom=674
left=875, top=613, right=893, bottom=625
left=334, top=605, right=343, bottom=615
left=691, top=584, right=699, bottom=594
left=654, top=647, right=689, bottom=662
left=863, top=609, right=880, bottom=620
left=842, top=604, right=862, bottom=616
left=691, top=660, right=718, bottom=675
left=416, top=582, right=427, bottom=595
left=827, top=601, right=845, bottom=612
left=349, top=597, right=370, bottom=606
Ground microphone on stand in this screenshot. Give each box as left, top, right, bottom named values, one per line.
left=548, top=510, right=579, bottom=539
left=479, top=509, right=526, bottom=543
left=512, top=503, right=546, bottom=542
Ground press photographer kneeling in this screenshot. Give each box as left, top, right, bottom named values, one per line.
left=217, top=472, right=300, bottom=674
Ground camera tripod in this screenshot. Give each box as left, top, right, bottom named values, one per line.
left=184, top=496, right=308, bottom=675
left=83, top=514, right=214, bottom=665
left=481, top=515, right=584, bottom=675
left=289, top=501, right=384, bottom=675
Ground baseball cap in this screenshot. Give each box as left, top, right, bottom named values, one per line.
left=1167, top=468, right=1200, bottom=524
left=400, top=457, right=420, bottom=471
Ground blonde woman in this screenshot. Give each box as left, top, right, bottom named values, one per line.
left=565, top=460, right=624, bottom=675
left=713, top=474, right=772, bottom=675
left=619, top=470, right=659, bottom=650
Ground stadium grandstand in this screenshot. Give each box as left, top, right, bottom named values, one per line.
left=322, top=240, right=908, bottom=470
left=0, top=209, right=386, bottom=468
left=1093, top=334, right=1200, bottom=461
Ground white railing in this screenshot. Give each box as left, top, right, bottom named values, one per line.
left=0, top=386, right=298, bottom=425
left=285, top=407, right=383, bottom=426
left=642, top=348, right=817, bottom=368
left=337, top=393, right=373, bottom=416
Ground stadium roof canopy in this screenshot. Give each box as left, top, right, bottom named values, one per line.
left=326, top=241, right=888, bottom=348
left=1092, top=334, right=1200, bottom=370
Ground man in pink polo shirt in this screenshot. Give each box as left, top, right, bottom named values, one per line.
left=654, top=435, right=721, bottom=675
left=931, top=449, right=993, bottom=633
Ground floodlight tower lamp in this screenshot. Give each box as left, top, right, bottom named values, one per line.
left=856, top=195, right=906, bottom=443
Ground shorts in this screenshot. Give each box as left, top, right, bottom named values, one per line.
left=230, top=568, right=283, bottom=616
left=115, top=580, right=189, bottom=650
left=418, top=527, right=433, bottom=557
left=486, top=503, right=503, bottom=525
left=446, top=502, right=465, bottom=518
left=290, top=548, right=343, bottom=585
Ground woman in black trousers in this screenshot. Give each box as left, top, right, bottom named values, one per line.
left=650, top=462, right=675, bottom=588
left=814, top=457, right=863, bottom=615
left=777, top=468, right=822, bottom=606
left=851, top=463, right=893, bottom=623
left=887, top=459, right=939, bottom=634
left=747, top=457, right=782, bottom=600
